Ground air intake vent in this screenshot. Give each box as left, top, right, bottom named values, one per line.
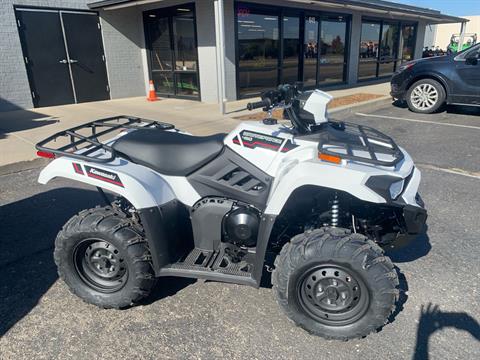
left=215, top=164, right=265, bottom=194
left=187, top=148, right=272, bottom=210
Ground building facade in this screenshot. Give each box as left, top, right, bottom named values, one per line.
left=0, top=0, right=465, bottom=112
left=424, top=15, right=479, bottom=51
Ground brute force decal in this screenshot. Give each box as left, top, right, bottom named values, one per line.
left=85, top=166, right=124, bottom=187
left=72, top=162, right=84, bottom=175
left=233, top=130, right=299, bottom=153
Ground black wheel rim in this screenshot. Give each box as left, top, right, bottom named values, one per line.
left=296, top=264, right=370, bottom=326
left=74, top=239, right=128, bottom=293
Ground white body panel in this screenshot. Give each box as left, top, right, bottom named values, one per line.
left=39, top=155, right=201, bottom=209
left=38, top=90, right=421, bottom=216
left=223, top=120, right=420, bottom=215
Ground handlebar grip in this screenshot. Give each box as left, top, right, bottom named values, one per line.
left=247, top=99, right=270, bottom=111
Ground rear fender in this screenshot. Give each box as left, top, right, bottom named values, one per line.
left=38, top=156, right=200, bottom=209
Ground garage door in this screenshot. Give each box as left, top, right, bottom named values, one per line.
left=15, top=8, right=110, bottom=108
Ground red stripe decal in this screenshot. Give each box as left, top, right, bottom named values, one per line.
left=242, top=140, right=281, bottom=150
left=73, top=163, right=84, bottom=175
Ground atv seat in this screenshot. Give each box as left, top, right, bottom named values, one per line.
left=112, top=129, right=225, bottom=176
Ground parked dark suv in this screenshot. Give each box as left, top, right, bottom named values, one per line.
left=391, top=43, right=480, bottom=113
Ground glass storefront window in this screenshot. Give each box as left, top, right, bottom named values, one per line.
left=358, top=21, right=380, bottom=80
left=173, top=11, right=197, bottom=71
left=358, top=20, right=405, bottom=80
left=400, top=24, right=416, bottom=61
left=175, top=72, right=199, bottom=96
left=147, top=16, right=173, bottom=72
left=236, top=3, right=351, bottom=98
left=145, top=5, right=199, bottom=99
left=318, top=16, right=347, bottom=84
left=237, top=10, right=279, bottom=97
left=378, top=22, right=399, bottom=77
left=303, top=16, right=319, bottom=87
left=282, top=16, right=300, bottom=85
left=152, top=72, right=174, bottom=95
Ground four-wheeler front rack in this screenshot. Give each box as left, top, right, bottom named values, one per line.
left=35, top=116, right=174, bottom=163
left=315, top=121, right=405, bottom=167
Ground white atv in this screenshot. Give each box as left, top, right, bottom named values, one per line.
left=36, top=84, right=426, bottom=340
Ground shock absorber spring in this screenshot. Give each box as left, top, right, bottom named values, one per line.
left=330, top=193, right=340, bottom=227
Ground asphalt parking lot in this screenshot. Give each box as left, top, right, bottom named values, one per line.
left=1, top=102, right=479, bottom=359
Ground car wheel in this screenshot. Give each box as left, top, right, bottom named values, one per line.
left=406, top=79, right=446, bottom=114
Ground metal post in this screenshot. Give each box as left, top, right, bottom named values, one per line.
left=458, top=21, right=467, bottom=53
left=214, top=0, right=227, bottom=114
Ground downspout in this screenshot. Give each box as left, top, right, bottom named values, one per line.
left=214, top=0, right=227, bottom=114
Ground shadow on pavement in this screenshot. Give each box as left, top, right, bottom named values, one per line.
left=413, top=303, right=480, bottom=360
left=387, top=231, right=432, bottom=263
left=0, top=187, right=100, bottom=337
left=140, top=277, right=197, bottom=306
left=0, top=97, right=57, bottom=140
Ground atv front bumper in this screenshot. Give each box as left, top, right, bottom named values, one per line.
left=392, top=200, right=427, bottom=249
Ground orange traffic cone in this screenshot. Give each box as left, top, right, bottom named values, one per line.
left=147, top=80, right=159, bottom=102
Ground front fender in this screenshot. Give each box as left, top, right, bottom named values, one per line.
left=264, top=161, right=386, bottom=215
left=38, top=156, right=181, bottom=209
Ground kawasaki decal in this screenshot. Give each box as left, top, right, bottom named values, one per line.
left=85, top=166, right=124, bottom=187
left=233, top=130, right=299, bottom=153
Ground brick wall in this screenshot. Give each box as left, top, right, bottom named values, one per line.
left=0, top=0, right=146, bottom=112
left=99, top=7, right=146, bottom=100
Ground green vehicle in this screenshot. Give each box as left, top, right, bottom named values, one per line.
left=448, top=33, right=477, bottom=53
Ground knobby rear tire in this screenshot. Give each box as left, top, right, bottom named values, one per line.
left=54, top=206, right=156, bottom=309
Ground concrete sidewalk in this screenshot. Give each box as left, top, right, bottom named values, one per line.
left=0, top=82, right=390, bottom=167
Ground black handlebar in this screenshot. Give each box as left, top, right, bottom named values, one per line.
left=243, top=83, right=312, bottom=134
left=246, top=99, right=270, bottom=111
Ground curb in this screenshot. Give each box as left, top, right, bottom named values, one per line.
left=329, top=95, right=392, bottom=115
left=0, top=158, right=49, bottom=176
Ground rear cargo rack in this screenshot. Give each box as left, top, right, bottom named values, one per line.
left=313, top=121, right=404, bottom=167
left=35, top=115, right=174, bottom=163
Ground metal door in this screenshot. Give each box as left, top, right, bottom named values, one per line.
left=61, top=12, right=109, bottom=103
left=16, top=9, right=75, bottom=107
left=15, top=8, right=110, bottom=108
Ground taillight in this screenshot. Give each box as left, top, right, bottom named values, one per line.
left=37, top=150, right=56, bottom=159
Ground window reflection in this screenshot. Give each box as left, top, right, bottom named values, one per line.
left=173, top=14, right=197, bottom=71
left=303, top=16, right=319, bottom=87
left=282, top=16, right=300, bottom=85
left=319, top=17, right=347, bottom=84
left=238, top=11, right=279, bottom=97
left=358, top=22, right=380, bottom=80
left=148, top=17, right=173, bottom=72
left=145, top=4, right=199, bottom=99
left=378, top=22, right=399, bottom=77
left=401, top=24, right=416, bottom=61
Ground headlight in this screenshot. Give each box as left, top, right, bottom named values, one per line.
left=389, top=180, right=405, bottom=200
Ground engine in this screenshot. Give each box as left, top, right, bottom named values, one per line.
left=223, top=206, right=260, bottom=247
left=190, top=197, right=261, bottom=252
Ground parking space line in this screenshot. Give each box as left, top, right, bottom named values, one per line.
left=356, top=113, right=480, bottom=130
left=418, top=164, right=480, bottom=179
